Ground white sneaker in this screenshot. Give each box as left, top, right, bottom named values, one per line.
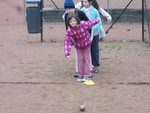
left=82, top=76, right=89, bottom=82
left=77, top=76, right=82, bottom=82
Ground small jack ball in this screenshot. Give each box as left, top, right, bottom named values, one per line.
left=79, top=105, right=85, bottom=111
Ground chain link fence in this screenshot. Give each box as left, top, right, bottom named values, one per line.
left=0, top=0, right=148, bottom=43
left=42, top=0, right=142, bottom=42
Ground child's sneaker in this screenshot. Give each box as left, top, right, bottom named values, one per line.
left=77, top=76, right=82, bottom=82
left=93, top=69, right=99, bottom=73
left=92, top=66, right=99, bottom=74
left=82, top=76, right=90, bottom=82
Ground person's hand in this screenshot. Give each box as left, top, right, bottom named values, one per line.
left=99, top=37, right=104, bottom=42
left=66, top=55, right=70, bottom=58
left=108, top=18, right=112, bottom=23
left=97, top=18, right=100, bottom=21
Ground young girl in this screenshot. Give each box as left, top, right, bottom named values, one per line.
left=64, top=13, right=100, bottom=82
left=63, top=0, right=89, bottom=78
left=76, top=0, right=112, bottom=41
left=75, top=0, right=112, bottom=22
left=81, top=0, right=102, bottom=73
left=63, top=0, right=110, bottom=76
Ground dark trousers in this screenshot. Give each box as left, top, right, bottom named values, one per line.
left=91, top=34, right=100, bottom=67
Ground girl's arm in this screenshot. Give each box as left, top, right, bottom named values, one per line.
left=64, top=31, right=72, bottom=57
left=99, top=7, right=112, bottom=22
left=82, top=18, right=100, bottom=30
left=78, top=10, right=89, bottom=21
left=92, top=9, right=102, bottom=32
left=75, top=2, right=82, bottom=9
left=62, top=12, right=67, bottom=21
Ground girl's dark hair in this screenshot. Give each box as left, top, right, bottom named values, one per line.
left=81, top=1, right=84, bottom=8
left=83, top=0, right=99, bottom=11
left=67, top=13, right=80, bottom=27
left=92, top=0, right=99, bottom=10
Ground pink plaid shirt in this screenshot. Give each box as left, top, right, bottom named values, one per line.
left=64, top=19, right=99, bottom=57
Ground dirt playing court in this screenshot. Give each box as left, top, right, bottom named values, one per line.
left=0, top=1, right=150, bottom=113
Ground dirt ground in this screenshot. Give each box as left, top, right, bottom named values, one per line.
left=0, top=1, right=150, bottom=113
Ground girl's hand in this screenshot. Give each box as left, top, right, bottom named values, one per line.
left=108, top=17, right=112, bottom=22
left=97, top=18, right=100, bottom=21
left=66, top=55, right=70, bottom=58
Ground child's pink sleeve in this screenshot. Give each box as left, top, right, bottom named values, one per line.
left=64, top=31, right=72, bottom=57
left=82, top=19, right=99, bottom=30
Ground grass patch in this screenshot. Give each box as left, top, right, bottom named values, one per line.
left=100, top=42, right=123, bottom=51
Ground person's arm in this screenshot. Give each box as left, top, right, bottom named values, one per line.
left=81, top=19, right=100, bottom=30
left=99, top=7, right=112, bottom=22
left=75, top=2, right=82, bottom=9
left=64, top=30, right=72, bottom=57
left=92, top=9, right=102, bottom=32
left=62, top=12, right=67, bottom=21
left=78, top=10, right=89, bottom=21
left=64, top=13, right=68, bottom=30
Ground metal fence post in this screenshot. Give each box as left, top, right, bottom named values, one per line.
left=40, top=0, right=43, bottom=42
left=142, top=0, right=144, bottom=41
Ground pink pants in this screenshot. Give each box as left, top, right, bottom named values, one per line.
left=76, top=46, right=91, bottom=77
left=75, top=48, right=92, bottom=73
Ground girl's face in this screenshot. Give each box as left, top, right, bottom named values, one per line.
left=69, top=18, right=77, bottom=27
left=66, top=8, right=74, bottom=13
left=82, top=0, right=91, bottom=8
